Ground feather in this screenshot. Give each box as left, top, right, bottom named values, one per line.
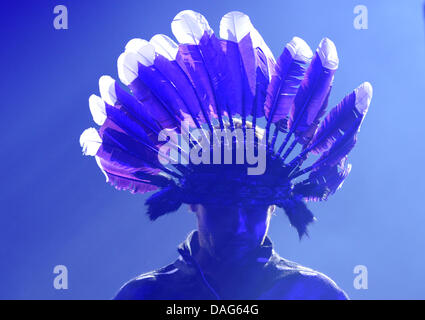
left=277, top=38, right=338, bottom=158
left=100, top=155, right=173, bottom=194
left=243, top=15, right=275, bottom=128
left=292, top=157, right=352, bottom=200
left=265, top=37, right=312, bottom=124
left=101, top=105, right=157, bottom=157
left=308, top=82, right=372, bottom=154
left=98, top=127, right=159, bottom=170
left=98, top=110, right=182, bottom=177
left=171, top=10, right=213, bottom=44
left=80, top=128, right=163, bottom=193
left=124, top=38, right=199, bottom=129
left=309, top=157, right=352, bottom=196
left=291, top=38, right=338, bottom=142
left=171, top=10, right=220, bottom=129
left=196, top=32, right=231, bottom=129
left=308, top=82, right=372, bottom=170
left=281, top=198, right=315, bottom=239
left=89, top=94, right=107, bottom=126
left=265, top=37, right=312, bottom=144
left=280, top=87, right=332, bottom=160
left=219, top=11, right=252, bottom=43
left=290, top=123, right=359, bottom=179
left=251, top=47, right=269, bottom=129
left=98, top=76, right=163, bottom=145
left=219, top=11, right=262, bottom=130
left=313, top=126, right=358, bottom=168
left=150, top=34, right=179, bottom=60
left=96, top=156, right=160, bottom=194
left=219, top=39, right=243, bottom=120
left=92, top=94, right=177, bottom=174
left=117, top=50, right=180, bottom=130
left=150, top=34, right=206, bottom=126
left=220, top=11, right=275, bottom=80
left=219, top=11, right=254, bottom=120
left=80, top=127, right=102, bottom=156
left=89, top=102, right=177, bottom=194
left=292, top=181, right=330, bottom=202
left=98, top=75, right=184, bottom=166
left=248, top=20, right=275, bottom=78
left=80, top=123, right=153, bottom=171
left=287, top=82, right=372, bottom=170
left=145, top=182, right=183, bottom=220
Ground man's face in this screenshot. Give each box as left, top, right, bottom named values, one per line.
left=192, top=203, right=275, bottom=260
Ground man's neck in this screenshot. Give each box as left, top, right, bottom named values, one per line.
left=194, top=232, right=262, bottom=275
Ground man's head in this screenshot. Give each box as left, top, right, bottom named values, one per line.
left=190, top=203, right=276, bottom=261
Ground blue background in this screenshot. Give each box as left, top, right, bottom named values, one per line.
left=1, top=0, right=424, bottom=299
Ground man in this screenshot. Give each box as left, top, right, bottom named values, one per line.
left=114, top=203, right=348, bottom=299
left=80, top=9, right=372, bottom=300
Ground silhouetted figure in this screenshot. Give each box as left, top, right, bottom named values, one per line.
left=80, top=9, right=373, bottom=300
left=114, top=203, right=348, bottom=300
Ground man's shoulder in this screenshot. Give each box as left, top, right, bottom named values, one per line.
left=113, top=263, right=179, bottom=300
left=265, top=253, right=349, bottom=300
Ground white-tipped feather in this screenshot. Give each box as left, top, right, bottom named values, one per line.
left=220, top=11, right=275, bottom=78
left=89, top=94, right=107, bottom=125
left=80, top=128, right=102, bottom=156
left=249, top=28, right=274, bottom=58
left=285, top=37, right=313, bottom=62
left=150, top=34, right=178, bottom=60
left=317, top=37, right=339, bottom=70
left=125, top=39, right=155, bottom=66
left=354, top=82, right=373, bottom=114
left=99, top=75, right=117, bottom=106
left=249, top=27, right=276, bottom=78
left=125, top=38, right=149, bottom=52
left=117, top=51, right=139, bottom=85
left=95, top=156, right=109, bottom=182
left=219, top=11, right=252, bottom=42
left=171, top=10, right=213, bottom=45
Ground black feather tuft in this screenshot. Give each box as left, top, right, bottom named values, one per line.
left=293, top=182, right=330, bottom=201
left=145, top=182, right=183, bottom=220
left=281, top=198, right=316, bottom=239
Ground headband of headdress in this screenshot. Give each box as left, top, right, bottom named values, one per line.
left=80, top=10, right=372, bottom=238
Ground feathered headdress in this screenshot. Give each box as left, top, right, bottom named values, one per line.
left=80, top=10, right=372, bottom=238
